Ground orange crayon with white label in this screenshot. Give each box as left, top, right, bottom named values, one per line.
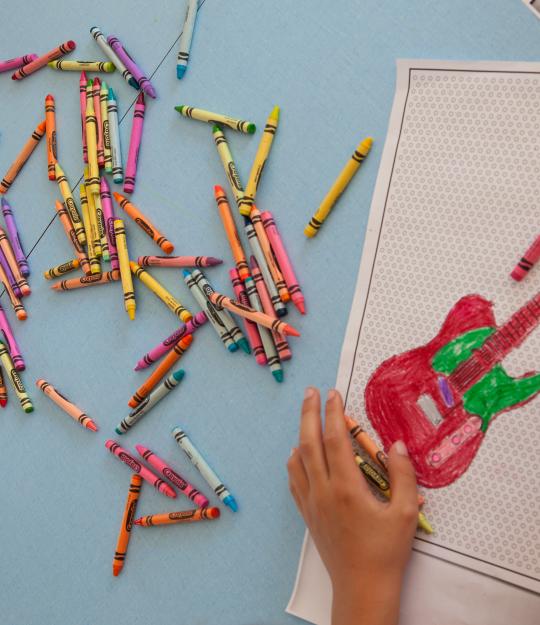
left=214, top=185, right=249, bottom=280
left=45, top=94, right=58, bottom=180
left=112, top=474, right=142, bottom=577
left=0, top=119, right=46, bottom=194
left=135, top=507, right=220, bottom=527
left=37, top=378, right=98, bottom=431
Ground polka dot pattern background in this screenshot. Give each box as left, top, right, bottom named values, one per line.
left=344, top=68, right=540, bottom=583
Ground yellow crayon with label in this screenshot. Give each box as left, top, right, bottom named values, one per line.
left=114, top=219, right=136, bottom=320
left=79, top=182, right=99, bottom=275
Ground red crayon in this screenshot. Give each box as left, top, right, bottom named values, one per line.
left=230, top=268, right=266, bottom=366
left=12, top=40, right=76, bottom=80
left=0, top=365, right=7, bottom=407
left=511, top=234, right=540, bottom=281
left=92, top=77, right=105, bottom=168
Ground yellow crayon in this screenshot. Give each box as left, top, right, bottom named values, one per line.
left=43, top=259, right=80, bottom=280
left=85, top=80, right=100, bottom=195
left=83, top=169, right=102, bottom=268
left=54, top=163, right=86, bottom=247
left=305, top=137, right=373, bottom=238
left=48, top=60, right=116, bottom=72
left=79, top=182, right=100, bottom=274
left=114, top=219, right=136, bottom=320
left=93, top=184, right=109, bottom=260
left=238, top=106, right=279, bottom=216
left=100, top=81, right=113, bottom=174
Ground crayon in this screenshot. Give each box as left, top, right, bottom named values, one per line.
left=0, top=259, right=26, bottom=320
left=11, top=40, right=76, bottom=80
left=136, top=446, right=209, bottom=508
left=176, top=0, right=198, bottom=79
left=54, top=200, right=91, bottom=276
left=0, top=365, right=7, bottom=407
left=113, top=193, right=174, bottom=253
left=107, top=88, right=123, bottom=183
left=238, top=106, right=279, bottom=215
left=43, top=259, right=80, bottom=280
left=128, top=334, right=193, bottom=408
left=230, top=268, right=266, bottom=365
left=172, top=426, right=238, bottom=512
left=214, top=185, right=249, bottom=280
left=250, top=204, right=289, bottom=302
left=116, top=370, right=185, bottom=434
left=211, top=124, right=245, bottom=212
left=123, top=93, right=145, bottom=193
left=134, top=311, right=207, bottom=370
left=114, top=220, right=136, bottom=320
left=83, top=167, right=102, bottom=262
left=85, top=80, right=100, bottom=194
left=90, top=27, right=139, bottom=90
left=36, top=379, right=98, bottom=431
left=105, top=440, right=176, bottom=498
left=100, top=80, right=112, bottom=174
left=137, top=255, right=222, bottom=268
left=48, top=60, right=115, bottom=72
left=100, top=177, right=119, bottom=270
left=0, top=248, right=23, bottom=299
left=0, top=304, right=25, bottom=370
left=0, top=119, right=46, bottom=194
left=1, top=198, right=29, bottom=277
left=175, top=105, right=255, bottom=134
left=45, top=94, right=58, bottom=180
left=80, top=182, right=100, bottom=274
left=192, top=269, right=249, bottom=353
left=130, top=262, right=191, bottom=322
left=0, top=342, right=32, bottom=412
left=50, top=270, right=120, bottom=291
left=0, top=54, right=38, bottom=73
left=135, top=507, right=220, bottom=527
left=112, top=474, right=142, bottom=577
left=305, top=136, right=373, bottom=237
left=251, top=256, right=292, bottom=361
left=79, top=71, right=88, bottom=163
left=54, top=163, right=86, bottom=247
left=107, top=36, right=156, bottom=98
left=92, top=77, right=105, bottom=168
left=511, top=234, right=540, bottom=281
left=261, top=210, right=305, bottom=314
left=93, top=184, right=109, bottom=260
left=0, top=228, right=29, bottom=296
left=183, top=269, right=237, bottom=352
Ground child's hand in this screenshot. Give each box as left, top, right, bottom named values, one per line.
left=287, top=388, right=419, bottom=625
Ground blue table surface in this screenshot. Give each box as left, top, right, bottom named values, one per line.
left=1, top=1, right=538, bottom=623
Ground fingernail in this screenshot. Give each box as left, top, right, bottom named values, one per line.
left=393, top=440, right=408, bottom=457
left=290, top=447, right=297, bottom=457
left=327, top=389, right=337, bottom=401
left=304, top=387, right=314, bottom=400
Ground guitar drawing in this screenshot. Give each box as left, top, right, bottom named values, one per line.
left=364, top=293, right=540, bottom=488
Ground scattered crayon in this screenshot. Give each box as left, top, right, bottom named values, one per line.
left=50, top=270, right=120, bottom=291
left=112, top=474, right=142, bottom=577
left=0, top=228, right=30, bottom=296
left=79, top=71, right=88, bottom=163
left=45, top=94, right=58, bottom=180
left=48, top=60, right=115, bottom=72
left=175, top=105, right=255, bottom=134
left=100, top=80, right=113, bottom=174
left=0, top=119, right=46, bottom=195
left=238, top=106, right=280, bottom=215
left=54, top=163, right=86, bottom=246
left=0, top=303, right=25, bottom=370
left=136, top=255, right=222, bottom=268
left=90, top=27, right=139, bottom=90
left=92, top=77, right=105, bottom=168
left=36, top=379, right=98, bottom=431
left=511, top=234, right=540, bottom=281
left=172, top=426, right=238, bottom=512
left=0, top=365, right=7, bottom=407
left=305, top=136, right=373, bottom=237
left=84, top=167, right=102, bottom=261
left=113, top=193, right=174, bottom=253
left=0, top=54, right=38, bottom=73
left=54, top=200, right=91, bottom=276
left=100, top=177, right=119, bottom=270
left=1, top=198, right=29, bottom=277
left=134, top=311, right=207, bottom=370
left=230, top=268, right=266, bottom=365
left=214, top=185, right=249, bottom=280
left=0, top=341, right=32, bottom=411
left=85, top=80, right=100, bottom=194
left=107, top=87, right=123, bottom=183
left=80, top=181, right=100, bottom=274
left=176, top=0, right=198, bottom=79
left=123, top=93, right=145, bottom=193
left=114, top=220, right=136, bottom=320
left=135, top=507, right=220, bottom=527
left=43, top=259, right=80, bottom=280
left=211, top=124, right=244, bottom=212
left=128, top=334, right=193, bottom=408
left=135, top=445, right=209, bottom=508
left=11, top=40, right=76, bottom=80
left=93, top=184, right=109, bottom=260
left=261, top=210, right=305, bottom=314
left=0, top=248, right=23, bottom=299
left=0, top=259, right=26, bottom=320
left=107, top=36, right=156, bottom=98
left=105, top=440, right=176, bottom=498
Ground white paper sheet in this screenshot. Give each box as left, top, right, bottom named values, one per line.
left=287, top=59, right=540, bottom=625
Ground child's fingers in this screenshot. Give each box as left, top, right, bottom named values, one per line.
left=299, top=387, right=328, bottom=484
left=387, top=441, right=419, bottom=522
left=287, top=447, right=309, bottom=501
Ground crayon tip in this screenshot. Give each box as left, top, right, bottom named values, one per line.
left=237, top=338, right=251, bottom=355
left=80, top=70, right=87, bottom=81
left=163, top=484, right=177, bottom=498
left=112, top=565, right=122, bottom=577
left=24, top=405, right=34, bottom=413
left=172, top=369, right=185, bottom=382
left=285, top=326, right=300, bottom=338
left=108, top=87, right=115, bottom=100
left=227, top=343, right=239, bottom=352
left=86, top=421, right=98, bottom=432
left=87, top=78, right=93, bottom=87
left=362, top=137, right=374, bottom=151
left=272, top=370, right=284, bottom=383
left=182, top=269, right=191, bottom=277
left=174, top=105, right=184, bottom=113
left=135, top=444, right=147, bottom=455
left=134, top=519, right=142, bottom=526
left=214, top=184, right=225, bottom=196
left=224, top=495, right=238, bottom=512
left=128, top=77, right=140, bottom=89
left=418, top=512, right=434, bottom=534
left=212, top=124, right=222, bottom=133
left=93, top=76, right=101, bottom=87
left=45, top=93, right=54, bottom=102
left=134, top=364, right=141, bottom=371
left=176, top=65, right=186, bottom=79
left=101, top=80, right=108, bottom=91
left=207, top=257, right=223, bottom=266
left=128, top=309, right=136, bottom=321
left=295, top=300, right=306, bottom=315
left=247, top=123, right=256, bottom=134
left=136, top=92, right=145, bottom=105
left=128, top=399, right=137, bottom=408
left=0, top=399, right=7, bottom=408
left=115, top=427, right=123, bottom=435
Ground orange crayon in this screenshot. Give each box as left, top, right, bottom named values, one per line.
left=135, top=507, right=220, bottom=527
left=0, top=119, right=46, bottom=194
left=45, top=94, right=58, bottom=180
left=11, top=40, right=76, bottom=80
left=128, top=334, right=193, bottom=408
left=113, top=474, right=142, bottom=577
left=0, top=228, right=30, bottom=296
left=113, top=192, right=174, bottom=254
left=0, top=258, right=26, bottom=320
left=0, top=365, right=7, bottom=407
left=213, top=185, right=249, bottom=280
left=54, top=200, right=91, bottom=276
left=37, top=378, right=98, bottom=431
left=50, top=270, right=120, bottom=291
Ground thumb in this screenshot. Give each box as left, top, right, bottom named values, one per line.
left=387, top=441, right=418, bottom=515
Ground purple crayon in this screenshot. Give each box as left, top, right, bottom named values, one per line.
left=0, top=54, right=38, bottom=73
left=100, top=177, right=119, bottom=271
left=123, top=93, right=145, bottom=194
left=136, top=445, right=209, bottom=508
left=134, top=310, right=207, bottom=371
left=0, top=248, right=22, bottom=299
left=0, top=304, right=24, bottom=370
left=107, top=36, right=156, bottom=99
left=0, top=199, right=29, bottom=277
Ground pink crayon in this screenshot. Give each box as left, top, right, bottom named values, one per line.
left=105, top=440, right=176, bottom=498
left=92, top=77, right=105, bottom=168
left=250, top=256, right=292, bottom=361
left=137, top=255, right=223, bottom=268
left=107, top=36, right=157, bottom=99
left=261, top=211, right=306, bottom=315
left=134, top=310, right=207, bottom=371
left=511, top=234, right=540, bottom=281
left=123, top=92, right=145, bottom=194
left=100, top=177, right=119, bottom=270
left=136, top=445, right=209, bottom=508
left=0, top=304, right=25, bottom=370
left=12, top=40, right=76, bottom=80
left=230, top=268, right=266, bottom=366
left=0, top=54, right=38, bottom=73
left=79, top=71, right=88, bottom=163
left=1, top=199, right=29, bottom=277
